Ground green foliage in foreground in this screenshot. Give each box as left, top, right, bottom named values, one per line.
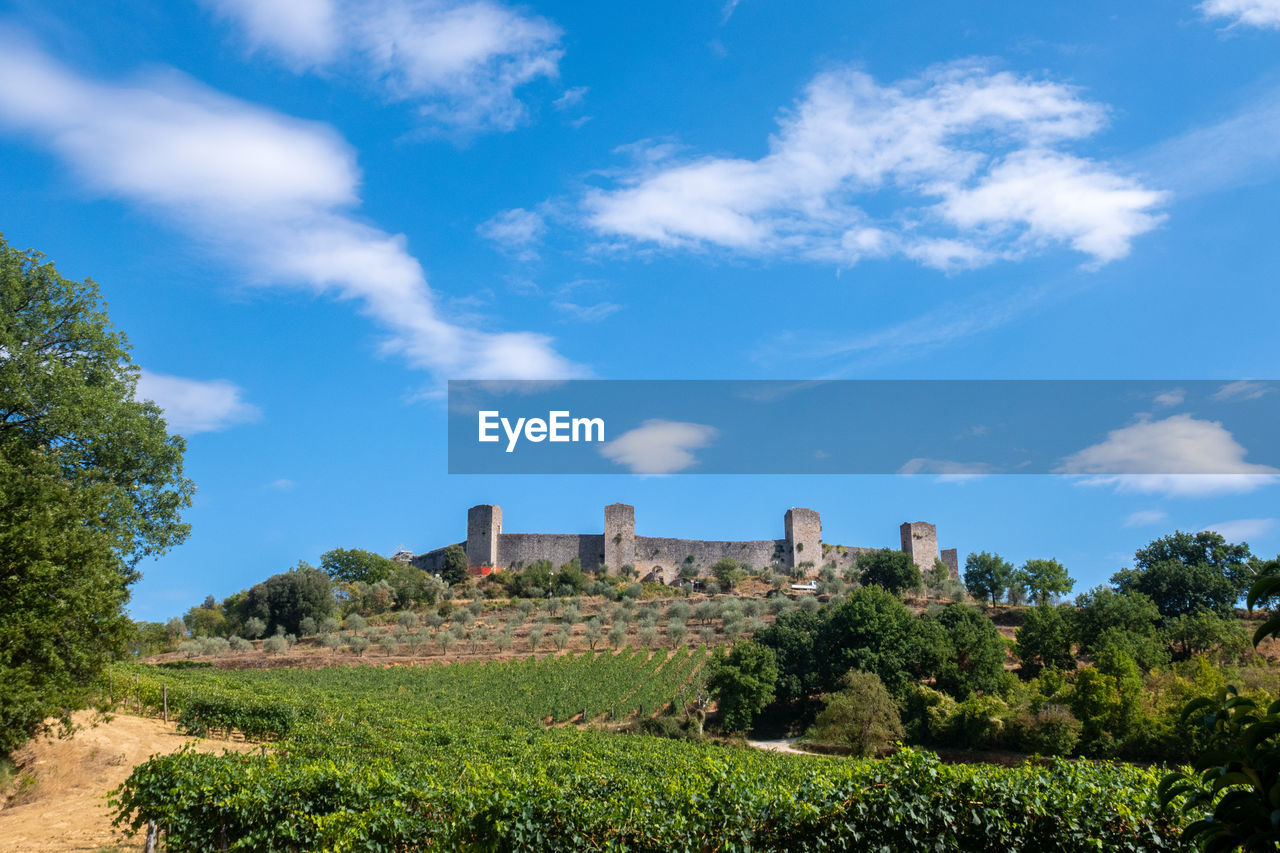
left=114, top=740, right=1184, bottom=853
left=1, top=236, right=192, bottom=755
left=1160, top=567, right=1280, bottom=851
left=107, top=656, right=1190, bottom=851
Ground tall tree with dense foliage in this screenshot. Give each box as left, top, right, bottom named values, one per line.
left=706, top=640, right=778, bottom=732
left=0, top=237, right=193, bottom=754
left=815, top=585, right=919, bottom=693
left=926, top=603, right=1008, bottom=698
left=857, top=548, right=922, bottom=596
left=1017, top=558, right=1075, bottom=605
left=1112, top=557, right=1241, bottom=618
left=320, top=547, right=398, bottom=585
left=441, top=544, right=470, bottom=586
left=964, top=551, right=1015, bottom=607
left=1015, top=604, right=1075, bottom=675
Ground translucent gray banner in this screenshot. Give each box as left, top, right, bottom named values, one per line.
left=447, top=380, right=1279, bottom=476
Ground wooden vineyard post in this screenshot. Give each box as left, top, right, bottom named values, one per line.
left=162, top=683, right=168, bottom=722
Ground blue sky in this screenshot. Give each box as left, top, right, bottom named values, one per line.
left=1, top=0, right=1277, bottom=620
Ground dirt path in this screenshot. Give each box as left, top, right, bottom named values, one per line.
left=0, top=711, right=252, bottom=853
left=748, top=737, right=806, bottom=755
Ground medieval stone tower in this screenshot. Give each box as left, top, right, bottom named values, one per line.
left=466, top=504, right=501, bottom=568
left=604, top=502, right=636, bottom=570
left=900, top=521, right=939, bottom=576
left=784, top=508, right=822, bottom=570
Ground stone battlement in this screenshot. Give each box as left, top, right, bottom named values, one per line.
left=412, top=504, right=957, bottom=585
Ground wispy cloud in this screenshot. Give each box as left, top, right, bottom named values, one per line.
left=1213, top=380, right=1273, bottom=401
left=601, top=419, right=719, bottom=474
left=1124, top=509, right=1169, bottom=527
left=267, top=478, right=297, bottom=491
left=897, top=457, right=995, bottom=482
left=552, top=301, right=623, bottom=322
left=585, top=61, right=1166, bottom=271
left=135, top=369, right=260, bottom=434
left=478, top=207, right=546, bottom=260
left=1153, top=388, right=1186, bottom=407
left=1199, top=0, right=1280, bottom=29
left=1057, top=413, right=1280, bottom=497
left=552, top=86, right=588, bottom=110
left=1200, top=517, right=1276, bottom=541
left=1134, top=79, right=1280, bottom=198
left=200, top=0, right=563, bottom=131
left=0, top=35, right=581, bottom=382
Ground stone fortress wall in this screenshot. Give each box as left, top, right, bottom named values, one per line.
left=413, top=504, right=958, bottom=586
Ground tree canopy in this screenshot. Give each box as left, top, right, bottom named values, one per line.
left=1, top=237, right=193, bottom=754
left=320, top=547, right=398, bottom=585
left=1112, top=531, right=1251, bottom=618
left=1018, top=558, right=1075, bottom=605
left=857, top=548, right=921, bottom=596
left=963, top=551, right=1015, bottom=607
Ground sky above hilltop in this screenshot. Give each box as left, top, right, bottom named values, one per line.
left=1, top=0, right=1278, bottom=620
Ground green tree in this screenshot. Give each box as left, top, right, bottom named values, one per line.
left=814, top=586, right=918, bottom=693
left=1014, top=604, right=1075, bottom=676
left=753, top=608, right=825, bottom=703
left=320, top=547, right=397, bottom=585
left=1, top=238, right=193, bottom=755
left=1018, top=558, right=1075, bottom=605
left=805, top=670, right=904, bottom=757
left=963, top=551, right=1014, bottom=607
left=926, top=603, right=1007, bottom=699
left=1070, top=586, right=1165, bottom=670
left=440, top=545, right=469, bottom=586
left=711, top=557, right=744, bottom=591
left=1112, top=559, right=1238, bottom=618
left=234, top=564, right=335, bottom=637
left=1134, top=530, right=1252, bottom=596
left=857, top=548, right=922, bottom=596
left=706, top=640, right=778, bottom=732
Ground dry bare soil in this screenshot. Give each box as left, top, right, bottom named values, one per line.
left=0, top=711, right=250, bottom=853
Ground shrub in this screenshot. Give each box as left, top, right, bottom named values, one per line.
left=804, top=670, right=903, bottom=757
left=1012, top=704, right=1081, bottom=756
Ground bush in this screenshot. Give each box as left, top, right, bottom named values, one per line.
left=262, top=636, right=287, bottom=654
left=706, top=641, right=778, bottom=732
left=1015, top=604, right=1075, bottom=676
left=804, top=670, right=903, bottom=757
left=1011, top=705, right=1081, bottom=756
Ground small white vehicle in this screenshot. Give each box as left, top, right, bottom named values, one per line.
left=789, top=581, right=818, bottom=592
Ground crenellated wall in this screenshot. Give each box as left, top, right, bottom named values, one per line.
left=411, top=503, right=953, bottom=585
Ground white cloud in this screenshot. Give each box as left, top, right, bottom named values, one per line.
left=135, top=369, right=260, bottom=434
left=897, top=457, right=995, bottom=482
left=585, top=62, right=1165, bottom=270
left=551, top=301, right=623, bottom=322
left=267, top=478, right=297, bottom=491
left=1212, top=380, right=1273, bottom=401
left=478, top=207, right=546, bottom=259
left=1200, top=0, right=1280, bottom=29
left=1057, top=413, right=1280, bottom=497
left=600, top=419, right=719, bottom=474
left=552, top=86, right=588, bottom=110
left=1153, top=388, right=1186, bottom=407
left=204, top=0, right=339, bottom=66
left=0, top=37, right=580, bottom=382
left=1135, top=81, right=1280, bottom=198
left=1200, top=518, right=1276, bottom=541
left=201, top=0, right=563, bottom=131
left=1124, top=509, right=1169, bottom=527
